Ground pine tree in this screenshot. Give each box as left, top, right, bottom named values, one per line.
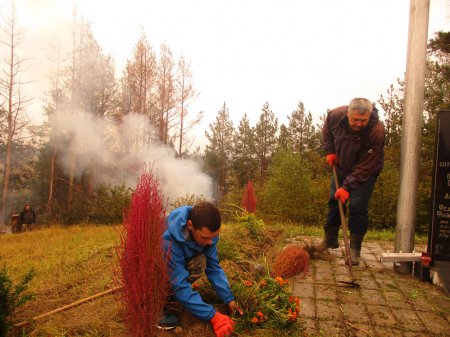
left=204, top=103, right=234, bottom=202
left=255, top=102, right=278, bottom=184
left=233, top=113, right=257, bottom=187
left=286, top=101, right=316, bottom=155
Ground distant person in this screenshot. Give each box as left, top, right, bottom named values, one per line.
left=158, top=201, right=242, bottom=336
left=18, top=203, right=36, bottom=232
left=321, top=98, right=385, bottom=265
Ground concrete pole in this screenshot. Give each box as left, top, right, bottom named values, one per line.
left=394, top=0, right=430, bottom=274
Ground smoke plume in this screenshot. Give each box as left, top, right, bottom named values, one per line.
left=52, top=109, right=212, bottom=203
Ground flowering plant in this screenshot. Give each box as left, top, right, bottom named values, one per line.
left=231, top=275, right=301, bottom=333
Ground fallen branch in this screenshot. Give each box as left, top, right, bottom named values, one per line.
left=14, top=286, right=122, bottom=328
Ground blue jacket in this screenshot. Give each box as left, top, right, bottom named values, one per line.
left=162, top=206, right=235, bottom=321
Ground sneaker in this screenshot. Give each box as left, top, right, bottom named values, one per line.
left=157, top=313, right=180, bottom=330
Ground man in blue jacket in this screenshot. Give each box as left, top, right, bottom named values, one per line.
left=158, top=201, right=240, bottom=336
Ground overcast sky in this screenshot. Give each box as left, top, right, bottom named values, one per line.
left=8, top=0, right=450, bottom=146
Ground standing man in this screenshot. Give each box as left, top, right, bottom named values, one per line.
left=18, top=203, right=36, bottom=232
left=322, top=98, right=385, bottom=265
left=158, top=201, right=241, bottom=336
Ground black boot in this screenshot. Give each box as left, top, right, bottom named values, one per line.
left=320, top=224, right=339, bottom=249
left=349, top=234, right=363, bottom=265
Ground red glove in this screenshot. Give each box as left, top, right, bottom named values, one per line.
left=326, top=154, right=337, bottom=167
left=335, top=188, right=349, bottom=203
left=210, top=311, right=236, bottom=337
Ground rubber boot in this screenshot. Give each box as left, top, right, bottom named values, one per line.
left=349, top=234, right=363, bottom=266
left=320, top=224, right=339, bottom=249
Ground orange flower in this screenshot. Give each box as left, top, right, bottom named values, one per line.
left=259, top=279, right=267, bottom=287
left=287, top=308, right=298, bottom=322
left=275, top=276, right=288, bottom=286
left=289, top=296, right=300, bottom=305
left=244, top=280, right=253, bottom=287
left=256, top=311, right=264, bottom=319
left=251, top=317, right=259, bottom=324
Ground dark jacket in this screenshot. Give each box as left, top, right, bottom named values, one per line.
left=19, top=207, right=36, bottom=225
left=323, top=105, right=385, bottom=191
left=162, top=206, right=234, bottom=321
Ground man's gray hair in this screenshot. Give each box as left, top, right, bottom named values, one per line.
left=348, top=98, right=373, bottom=115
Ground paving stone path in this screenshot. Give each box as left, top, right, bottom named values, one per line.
left=290, top=240, right=450, bottom=337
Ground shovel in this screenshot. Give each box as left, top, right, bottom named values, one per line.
left=333, top=165, right=360, bottom=288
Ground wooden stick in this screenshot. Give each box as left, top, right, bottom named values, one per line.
left=14, top=286, right=122, bottom=328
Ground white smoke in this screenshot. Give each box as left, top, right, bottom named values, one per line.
left=52, top=109, right=212, bottom=202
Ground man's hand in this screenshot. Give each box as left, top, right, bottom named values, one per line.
left=210, top=311, right=236, bottom=337
left=227, top=300, right=244, bottom=316
left=335, top=187, right=349, bottom=203
left=326, top=154, right=337, bottom=167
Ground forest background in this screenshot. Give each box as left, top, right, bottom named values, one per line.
left=0, top=3, right=449, bottom=233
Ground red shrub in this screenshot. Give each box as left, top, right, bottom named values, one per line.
left=272, top=245, right=310, bottom=278
left=242, top=180, right=257, bottom=213
left=116, top=169, right=170, bottom=337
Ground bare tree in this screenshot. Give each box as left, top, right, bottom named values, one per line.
left=175, top=55, right=202, bottom=157
left=0, top=3, right=32, bottom=221
left=156, top=43, right=178, bottom=145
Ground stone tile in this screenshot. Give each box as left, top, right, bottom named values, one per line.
left=299, top=317, right=317, bottom=336
left=315, top=271, right=336, bottom=284
left=299, top=297, right=315, bottom=318
left=408, top=293, right=436, bottom=312
left=347, top=323, right=376, bottom=337
left=360, top=252, right=378, bottom=262
left=364, top=260, right=385, bottom=272
left=374, top=326, right=403, bottom=336
left=317, top=320, right=345, bottom=337
left=365, top=304, right=397, bottom=327
left=392, top=308, right=427, bottom=332
left=314, top=259, right=334, bottom=271
left=316, top=284, right=338, bottom=301
left=416, top=311, right=450, bottom=334
left=372, top=272, right=398, bottom=290
left=316, top=299, right=341, bottom=320
left=356, top=274, right=381, bottom=289
left=384, top=290, right=415, bottom=310
left=340, top=302, right=371, bottom=323
left=293, top=282, right=315, bottom=298
left=337, top=288, right=362, bottom=303
left=360, top=289, right=387, bottom=306
left=335, top=265, right=351, bottom=276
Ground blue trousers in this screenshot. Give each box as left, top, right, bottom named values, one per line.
left=326, top=175, right=377, bottom=236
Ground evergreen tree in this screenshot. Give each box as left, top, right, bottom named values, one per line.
left=254, top=102, right=278, bottom=184
left=232, top=113, right=257, bottom=187
left=204, top=103, right=234, bottom=202
left=286, top=101, right=316, bottom=155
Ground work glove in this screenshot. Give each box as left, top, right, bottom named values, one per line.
left=326, top=154, right=337, bottom=167
left=335, top=187, right=349, bottom=203
left=210, top=311, right=236, bottom=337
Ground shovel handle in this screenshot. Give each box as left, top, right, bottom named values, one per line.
left=332, top=165, right=356, bottom=280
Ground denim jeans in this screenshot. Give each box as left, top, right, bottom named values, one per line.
left=326, top=174, right=377, bottom=236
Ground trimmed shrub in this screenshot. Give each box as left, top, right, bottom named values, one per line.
left=117, top=170, right=170, bottom=337
left=242, top=180, right=257, bottom=214
left=272, top=245, right=310, bottom=278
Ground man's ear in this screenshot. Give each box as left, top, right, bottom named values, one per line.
left=186, top=220, right=194, bottom=231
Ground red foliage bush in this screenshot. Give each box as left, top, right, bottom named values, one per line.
left=242, top=180, right=257, bottom=213
left=272, top=245, right=310, bottom=278
left=116, top=170, right=170, bottom=337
